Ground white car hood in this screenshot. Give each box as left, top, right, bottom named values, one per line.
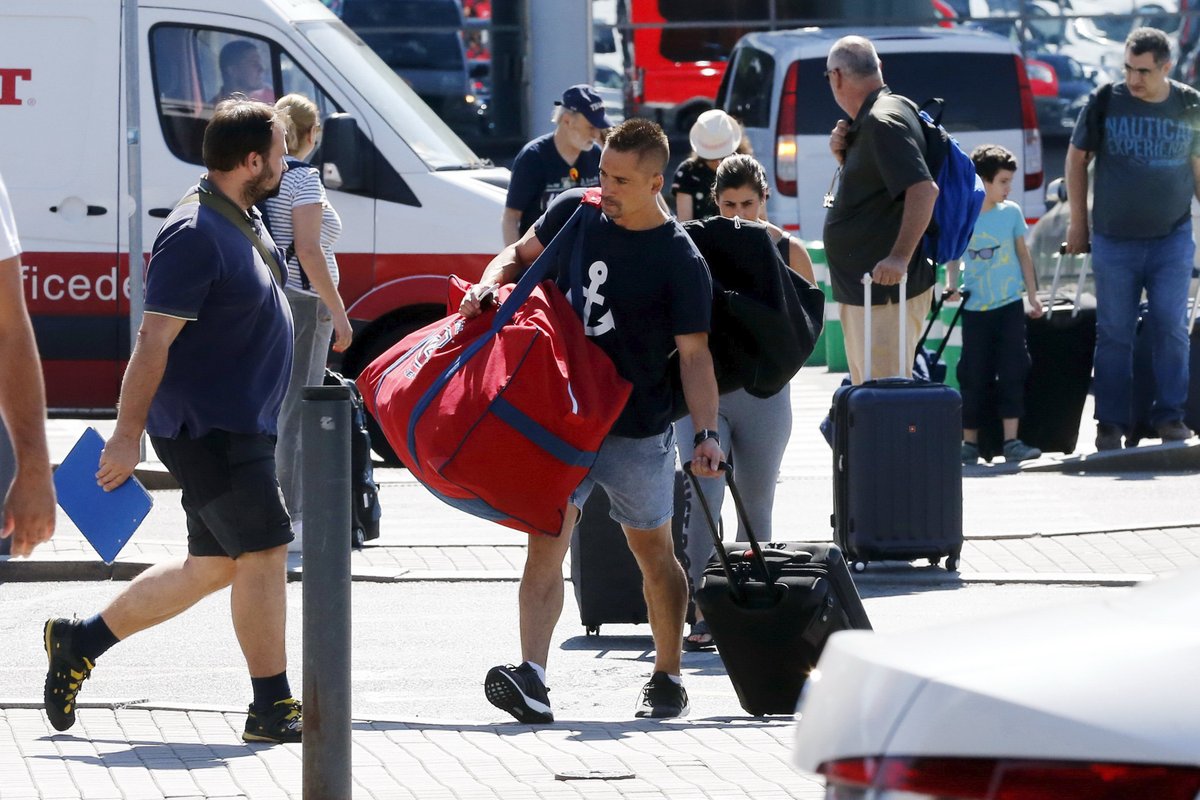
left=794, top=574, right=1200, bottom=773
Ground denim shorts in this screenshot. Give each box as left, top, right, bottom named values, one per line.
left=151, top=430, right=293, bottom=559
left=570, top=427, right=676, bottom=530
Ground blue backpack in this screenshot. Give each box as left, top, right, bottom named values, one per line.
left=905, top=97, right=985, bottom=265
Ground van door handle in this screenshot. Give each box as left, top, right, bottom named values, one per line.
left=49, top=204, right=108, bottom=216
left=149, top=208, right=171, bottom=218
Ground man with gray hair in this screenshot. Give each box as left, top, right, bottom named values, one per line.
left=1066, top=26, right=1200, bottom=450
left=824, top=35, right=938, bottom=383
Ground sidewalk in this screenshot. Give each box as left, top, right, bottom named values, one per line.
left=3, top=367, right=1198, bottom=799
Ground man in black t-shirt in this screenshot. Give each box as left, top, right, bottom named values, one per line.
left=463, top=119, right=724, bottom=723
left=824, top=35, right=937, bottom=383
left=502, top=84, right=611, bottom=245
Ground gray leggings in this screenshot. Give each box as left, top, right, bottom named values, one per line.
left=674, top=387, right=792, bottom=592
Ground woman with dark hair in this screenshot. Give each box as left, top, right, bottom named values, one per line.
left=678, top=153, right=816, bottom=651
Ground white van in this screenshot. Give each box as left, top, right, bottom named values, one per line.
left=717, top=26, right=1045, bottom=240
left=0, top=0, right=508, bottom=425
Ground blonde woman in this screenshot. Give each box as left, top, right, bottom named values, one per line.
left=263, top=93, right=352, bottom=551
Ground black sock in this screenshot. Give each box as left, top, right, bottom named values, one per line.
left=74, top=614, right=119, bottom=662
left=251, top=671, right=293, bottom=713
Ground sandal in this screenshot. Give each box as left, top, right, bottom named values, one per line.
left=682, top=620, right=715, bottom=652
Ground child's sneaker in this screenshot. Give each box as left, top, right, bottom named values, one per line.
left=961, top=442, right=981, bottom=465
left=1002, top=439, right=1041, bottom=463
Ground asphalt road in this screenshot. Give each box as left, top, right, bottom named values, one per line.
left=0, top=580, right=1124, bottom=723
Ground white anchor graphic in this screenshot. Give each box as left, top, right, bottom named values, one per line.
left=581, top=260, right=615, bottom=336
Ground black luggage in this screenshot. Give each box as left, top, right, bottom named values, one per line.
left=569, top=472, right=691, bottom=634
left=977, top=247, right=1096, bottom=460
left=831, top=276, right=963, bottom=572
left=1128, top=291, right=1200, bottom=445
left=686, top=462, right=872, bottom=717
left=324, top=369, right=382, bottom=547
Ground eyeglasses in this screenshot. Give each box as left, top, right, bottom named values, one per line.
left=823, top=67, right=841, bottom=79
left=1123, top=62, right=1163, bottom=77
left=967, top=246, right=998, bottom=260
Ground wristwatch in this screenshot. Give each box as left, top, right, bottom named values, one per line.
left=693, top=429, right=721, bottom=448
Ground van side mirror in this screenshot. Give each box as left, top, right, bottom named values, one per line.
left=1045, top=176, right=1067, bottom=209
left=317, top=113, right=366, bottom=193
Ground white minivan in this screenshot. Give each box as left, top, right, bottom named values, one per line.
left=717, top=26, right=1045, bottom=240
left=0, top=0, right=508, bottom=433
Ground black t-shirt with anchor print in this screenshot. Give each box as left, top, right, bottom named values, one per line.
left=533, top=188, right=712, bottom=438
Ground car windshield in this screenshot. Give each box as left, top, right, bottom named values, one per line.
left=297, top=19, right=482, bottom=170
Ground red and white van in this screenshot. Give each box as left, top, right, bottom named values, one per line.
left=0, top=0, right=507, bottom=421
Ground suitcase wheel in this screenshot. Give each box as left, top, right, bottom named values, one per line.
left=928, top=557, right=941, bottom=568
left=586, top=626, right=600, bottom=636
left=945, top=554, right=960, bottom=572
left=852, top=560, right=867, bottom=573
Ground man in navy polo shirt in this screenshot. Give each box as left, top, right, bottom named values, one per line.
left=502, top=84, right=612, bottom=245
left=41, top=98, right=302, bottom=745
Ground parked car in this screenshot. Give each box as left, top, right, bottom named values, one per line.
left=1033, top=51, right=1104, bottom=137
left=717, top=26, right=1045, bottom=240
left=793, top=569, right=1200, bottom=798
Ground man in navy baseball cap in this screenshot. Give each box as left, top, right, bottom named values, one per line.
left=501, top=84, right=611, bottom=244
left=555, top=84, right=613, bottom=131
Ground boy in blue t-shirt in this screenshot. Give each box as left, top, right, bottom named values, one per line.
left=946, top=145, right=1045, bottom=464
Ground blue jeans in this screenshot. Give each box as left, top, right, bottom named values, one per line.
left=1092, top=221, right=1194, bottom=431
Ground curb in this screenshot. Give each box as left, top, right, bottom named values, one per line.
left=1022, top=440, right=1200, bottom=473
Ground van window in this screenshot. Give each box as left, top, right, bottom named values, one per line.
left=723, top=46, right=775, bottom=129
left=149, top=25, right=337, bottom=165
left=788, top=52, right=1022, bottom=135
left=297, top=19, right=482, bottom=170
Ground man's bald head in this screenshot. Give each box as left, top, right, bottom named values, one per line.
left=827, top=36, right=883, bottom=82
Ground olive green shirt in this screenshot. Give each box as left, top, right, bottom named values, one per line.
left=823, top=86, right=935, bottom=306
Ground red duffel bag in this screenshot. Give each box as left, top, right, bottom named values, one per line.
left=356, top=205, right=631, bottom=537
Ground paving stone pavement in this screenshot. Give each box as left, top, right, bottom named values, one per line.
left=4, top=367, right=1199, bottom=798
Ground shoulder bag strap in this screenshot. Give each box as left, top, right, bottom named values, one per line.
left=186, top=179, right=285, bottom=286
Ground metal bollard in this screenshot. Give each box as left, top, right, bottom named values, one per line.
left=301, top=385, right=352, bottom=800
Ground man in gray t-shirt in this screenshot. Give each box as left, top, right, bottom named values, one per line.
left=1066, top=26, right=1200, bottom=450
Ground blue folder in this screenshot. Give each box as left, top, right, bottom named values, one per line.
left=53, top=427, right=154, bottom=563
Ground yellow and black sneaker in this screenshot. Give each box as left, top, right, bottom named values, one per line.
left=243, top=697, right=303, bottom=744
left=43, top=618, right=95, bottom=732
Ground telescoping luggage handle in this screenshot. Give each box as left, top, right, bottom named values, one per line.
left=1048, top=243, right=1089, bottom=319
left=861, top=272, right=907, bottom=381
left=682, top=461, right=778, bottom=604
left=916, top=286, right=971, bottom=367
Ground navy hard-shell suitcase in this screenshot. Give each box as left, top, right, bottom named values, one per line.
left=831, top=275, right=963, bottom=572
left=570, top=472, right=691, bottom=634
left=687, top=463, right=872, bottom=717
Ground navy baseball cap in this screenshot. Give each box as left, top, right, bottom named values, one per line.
left=555, top=84, right=612, bottom=129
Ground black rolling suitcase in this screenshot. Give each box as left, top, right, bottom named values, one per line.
left=569, top=472, right=692, bottom=635
left=977, top=247, right=1097, bottom=460
left=1129, top=297, right=1200, bottom=445
left=686, top=462, right=871, bottom=717
left=831, top=275, right=963, bottom=573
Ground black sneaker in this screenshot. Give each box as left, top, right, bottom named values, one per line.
left=634, top=671, right=690, bottom=719
left=243, top=697, right=303, bottom=744
left=484, top=663, right=553, bottom=723
left=43, top=618, right=94, bottom=732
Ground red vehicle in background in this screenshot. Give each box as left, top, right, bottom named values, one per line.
left=621, top=0, right=961, bottom=136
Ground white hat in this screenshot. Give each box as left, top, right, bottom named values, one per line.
left=689, top=109, right=741, bottom=160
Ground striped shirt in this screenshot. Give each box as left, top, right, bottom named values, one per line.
left=263, top=157, right=342, bottom=294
